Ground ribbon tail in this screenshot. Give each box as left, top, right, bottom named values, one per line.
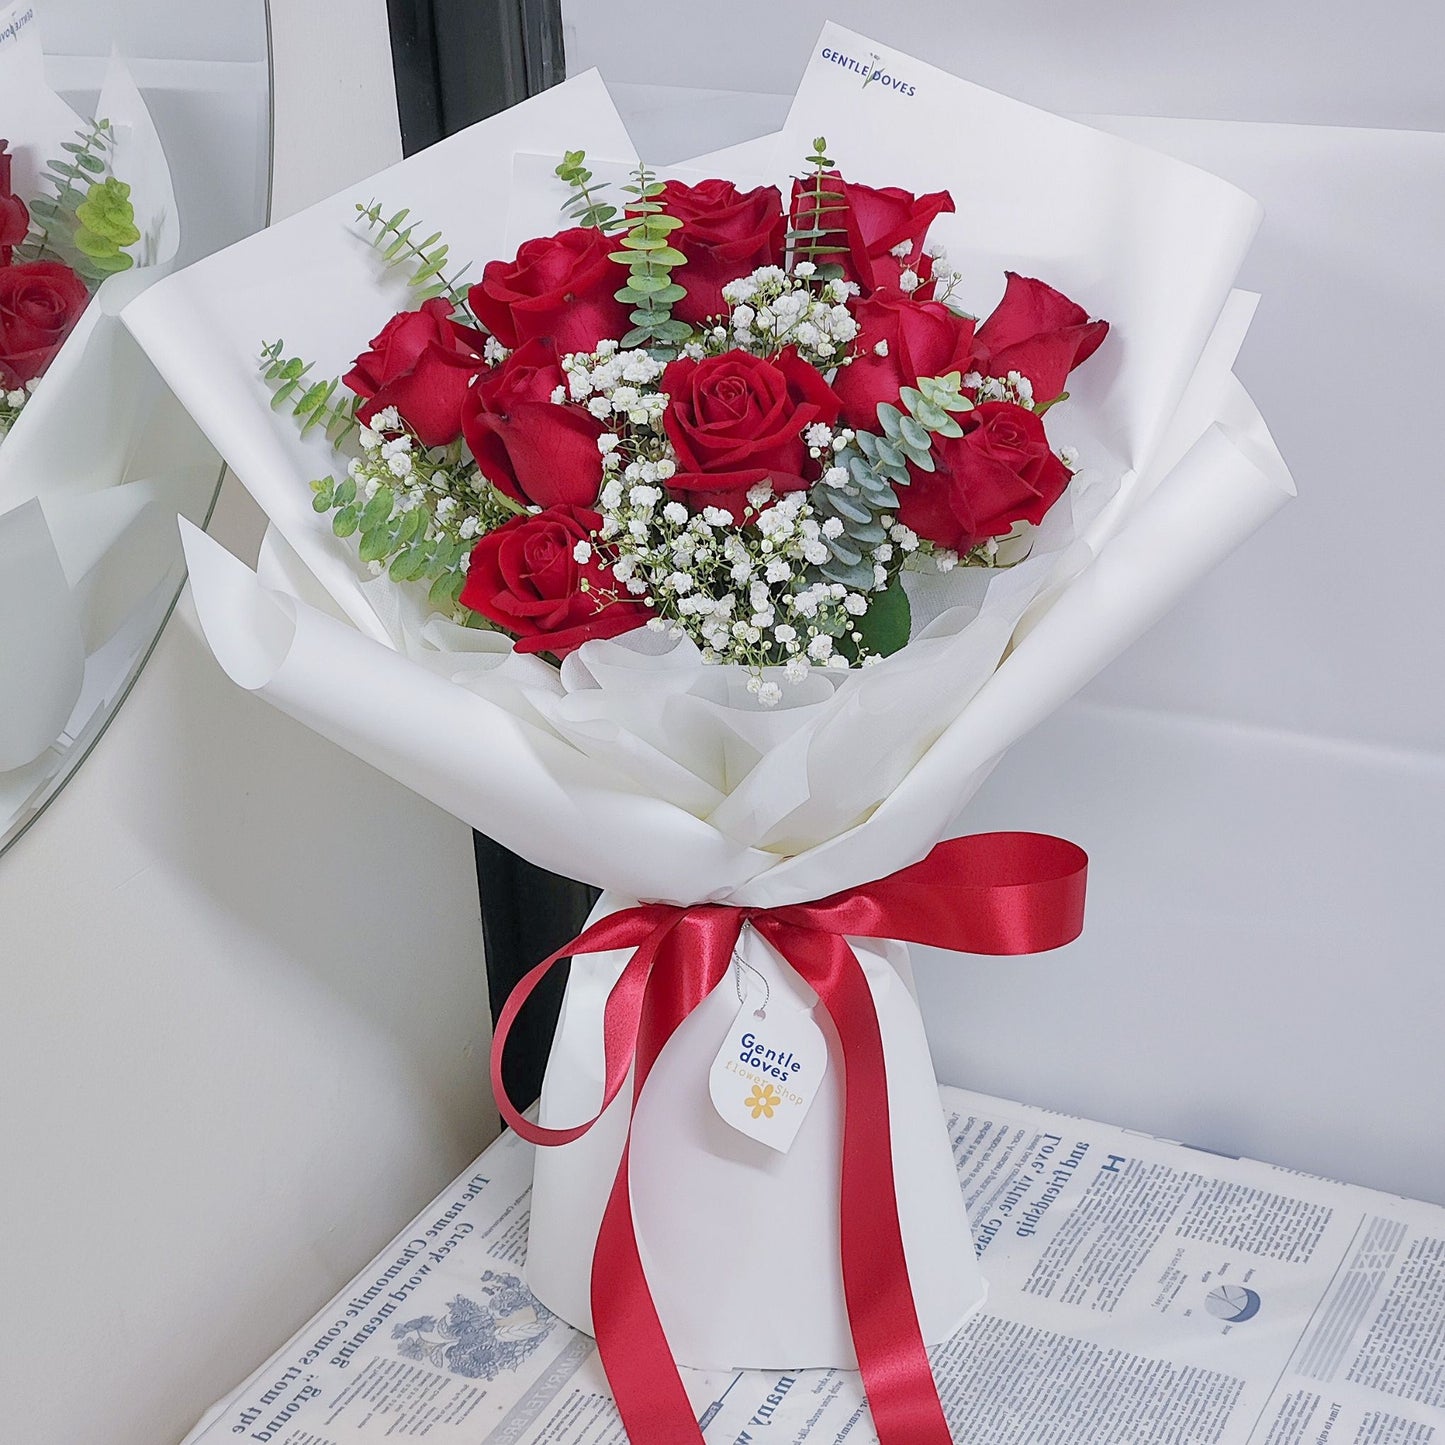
left=762, top=921, right=954, bottom=1445
left=588, top=909, right=744, bottom=1444
left=592, top=1134, right=705, bottom=1444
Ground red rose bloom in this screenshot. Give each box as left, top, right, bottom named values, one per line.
left=460, top=505, right=647, bottom=656
left=788, top=172, right=954, bottom=296
left=897, top=401, right=1072, bottom=554
left=657, top=179, right=785, bottom=327
left=831, top=287, right=977, bottom=431
left=0, top=260, right=90, bottom=389
left=971, top=272, right=1109, bottom=404
left=661, top=347, right=841, bottom=518
left=342, top=297, right=486, bottom=447
left=468, top=226, right=631, bottom=357
left=0, top=140, right=29, bottom=267
left=461, top=338, right=604, bottom=509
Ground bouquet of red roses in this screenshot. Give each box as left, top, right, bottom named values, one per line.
left=124, top=27, right=1294, bottom=1445
left=269, top=138, right=1108, bottom=695
left=0, top=136, right=98, bottom=438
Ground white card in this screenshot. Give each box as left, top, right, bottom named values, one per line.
left=708, top=969, right=828, bottom=1154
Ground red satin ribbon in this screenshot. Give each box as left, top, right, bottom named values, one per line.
left=491, top=832, right=1088, bottom=1445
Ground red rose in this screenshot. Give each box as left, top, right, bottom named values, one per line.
left=788, top=172, right=954, bottom=296
left=897, top=401, right=1071, bottom=553
left=661, top=347, right=841, bottom=518
left=468, top=226, right=631, bottom=357
left=459, top=505, right=647, bottom=656
left=0, top=259, right=90, bottom=389
left=972, top=273, right=1109, bottom=404
left=832, top=287, right=977, bottom=431
left=657, top=179, right=785, bottom=327
left=342, top=297, right=486, bottom=447
left=0, top=140, right=29, bottom=267
left=461, top=338, right=604, bottom=509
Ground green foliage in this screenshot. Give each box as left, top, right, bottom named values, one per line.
left=850, top=573, right=911, bottom=658
left=815, top=371, right=975, bottom=589
left=17, top=119, right=141, bottom=282
left=259, top=340, right=360, bottom=449
left=73, top=177, right=140, bottom=266
left=786, top=136, right=847, bottom=271
left=354, top=202, right=475, bottom=314
left=311, top=472, right=475, bottom=605
left=555, top=150, right=624, bottom=231
left=609, top=163, right=691, bottom=356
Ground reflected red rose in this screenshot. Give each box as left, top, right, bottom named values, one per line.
left=461, top=338, right=604, bottom=509
left=971, top=272, right=1109, bottom=404
left=831, top=287, right=977, bottom=431
left=468, top=226, right=631, bottom=357
left=896, top=401, right=1071, bottom=553
left=342, top=297, right=486, bottom=447
left=460, top=505, right=648, bottom=656
left=661, top=347, right=841, bottom=518
left=0, top=259, right=89, bottom=388
left=656, top=179, right=785, bottom=327
left=0, top=140, right=29, bottom=267
left=788, top=171, right=954, bottom=296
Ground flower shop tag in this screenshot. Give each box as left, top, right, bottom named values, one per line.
left=708, top=990, right=828, bottom=1154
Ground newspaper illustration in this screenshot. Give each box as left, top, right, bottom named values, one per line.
left=185, top=1087, right=1445, bottom=1445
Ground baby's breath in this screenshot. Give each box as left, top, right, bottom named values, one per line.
left=719, top=265, right=860, bottom=368
left=604, top=481, right=869, bottom=680
left=0, top=380, right=37, bottom=439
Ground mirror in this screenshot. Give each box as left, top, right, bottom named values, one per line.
left=0, top=0, right=270, bottom=851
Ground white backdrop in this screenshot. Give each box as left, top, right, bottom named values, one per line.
left=565, top=4, right=1445, bottom=1202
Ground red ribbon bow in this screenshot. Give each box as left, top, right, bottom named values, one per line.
left=491, top=831, right=1088, bottom=1444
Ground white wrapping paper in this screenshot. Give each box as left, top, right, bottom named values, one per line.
left=123, top=28, right=1294, bottom=1370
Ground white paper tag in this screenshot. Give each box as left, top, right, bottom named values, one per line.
left=708, top=974, right=828, bottom=1154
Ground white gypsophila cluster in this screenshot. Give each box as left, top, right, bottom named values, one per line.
left=888, top=238, right=967, bottom=311
left=598, top=477, right=874, bottom=700
left=0, top=379, right=36, bottom=438
left=964, top=368, right=1037, bottom=409
left=558, top=340, right=668, bottom=426
left=720, top=264, right=861, bottom=369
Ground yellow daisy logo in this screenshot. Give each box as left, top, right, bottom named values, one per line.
left=746, top=1083, right=781, bottom=1119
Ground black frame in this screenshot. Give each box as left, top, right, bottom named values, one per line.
left=388, top=0, right=565, bottom=153
left=386, top=0, right=592, bottom=1109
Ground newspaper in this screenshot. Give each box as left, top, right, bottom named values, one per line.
left=185, top=1087, right=1445, bottom=1445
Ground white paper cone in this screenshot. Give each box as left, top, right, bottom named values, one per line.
left=527, top=898, right=983, bottom=1369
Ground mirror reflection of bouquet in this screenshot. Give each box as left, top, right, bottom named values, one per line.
left=0, top=125, right=144, bottom=440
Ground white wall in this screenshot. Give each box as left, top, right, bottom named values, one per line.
left=1, top=7, right=500, bottom=1445
left=565, top=0, right=1445, bottom=130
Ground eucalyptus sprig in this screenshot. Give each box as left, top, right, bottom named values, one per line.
left=18, top=119, right=139, bottom=281
left=611, top=164, right=690, bottom=356
left=258, top=340, right=361, bottom=449
left=354, top=203, right=475, bottom=315
left=815, top=372, right=975, bottom=591
left=310, top=436, right=523, bottom=615
left=786, top=136, right=847, bottom=272
left=74, top=178, right=141, bottom=268
left=555, top=150, right=624, bottom=231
